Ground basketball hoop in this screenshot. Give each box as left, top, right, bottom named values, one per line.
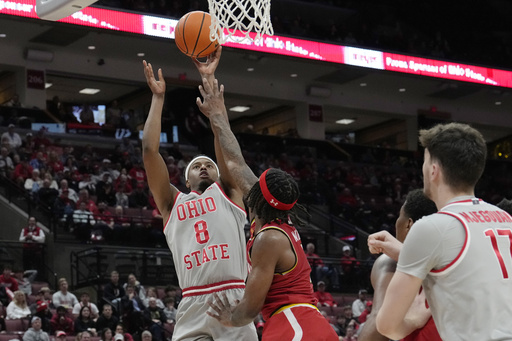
left=207, top=0, right=274, bottom=44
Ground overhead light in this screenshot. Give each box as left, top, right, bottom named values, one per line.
left=360, top=83, right=367, bottom=87
left=79, top=88, right=101, bottom=95
left=229, top=105, right=251, bottom=112
left=336, top=119, right=355, bottom=125
left=45, top=83, right=53, bottom=89
left=495, top=101, right=502, bottom=105
left=88, top=45, right=96, bottom=50
left=0, top=34, right=6, bottom=38
left=247, top=67, right=254, bottom=72
left=137, top=52, right=145, bottom=57
left=307, top=86, right=331, bottom=98
left=290, top=73, right=298, bottom=78
left=399, top=88, right=406, bottom=92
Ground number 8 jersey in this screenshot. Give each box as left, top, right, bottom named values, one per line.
left=398, top=196, right=512, bottom=341
left=164, top=182, right=248, bottom=292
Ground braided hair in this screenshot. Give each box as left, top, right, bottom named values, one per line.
left=246, top=168, right=309, bottom=226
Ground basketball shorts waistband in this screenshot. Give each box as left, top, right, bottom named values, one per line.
left=181, top=279, right=246, bottom=298
left=272, top=303, right=319, bottom=317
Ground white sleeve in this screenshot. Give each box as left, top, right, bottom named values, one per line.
left=33, top=230, right=45, bottom=243
left=72, top=303, right=81, bottom=315
left=19, top=230, right=27, bottom=242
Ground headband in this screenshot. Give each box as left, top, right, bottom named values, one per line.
left=185, top=156, right=220, bottom=181
left=259, top=169, right=297, bottom=211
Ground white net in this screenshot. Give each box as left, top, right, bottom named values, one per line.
left=208, top=0, right=274, bottom=44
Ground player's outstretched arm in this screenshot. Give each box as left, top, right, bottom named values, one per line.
left=196, top=77, right=258, bottom=201
left=142, top=61, right=177, bottom=219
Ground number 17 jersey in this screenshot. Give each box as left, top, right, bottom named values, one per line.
left=164, top=182, right=248, bottom=291
left=398, top=197, right=512, bottom=341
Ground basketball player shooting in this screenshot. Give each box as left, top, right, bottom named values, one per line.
left=141, top=49, right=257, bottom=340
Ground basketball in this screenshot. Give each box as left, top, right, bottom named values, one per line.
left=175, top=11, right=219, bottom=58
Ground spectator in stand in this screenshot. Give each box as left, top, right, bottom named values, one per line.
left=6, top=290, right=31, bottom=319
left=122, top=274, right=146, bottom=301
left=0, top=146, right=14, bottom=178
left=114, top=324, right=134, bottom=341
left=13, top=156, right=33, bottom=187
left=96, top=304, right=119, bottom=332
left=162, top=286, right=180, bottom=309
left=342, top=325, right=358, bottom=341
left=142, top=287, right=163, bottom=310
left=51, top=305, right=75, bottom=335
left=33, top=130, right=52, bottom=148
left=79, top=174, right=97, bottom=196
left=100, top=328, right=113, bottom=341
left=74, top=306, right=97, bottom=336
left=141, top=330, right=152, bottom=341
left=38, top=179, right=59, bottom=210
left=59, top=179, right=79, bottom=203
left=30, top=152, right=47, bottom=172
left=120, top=285, right=145, bottom=335
left=24, top=168, right=43, bottom=198
left=305, top=243, right=339, bottom=289
left=33, top=301, right=52, bottom=333
left=115, top=174, right=132, bottom=195
left=12, top=268, right=37, bottom=296
left=93, top=201, right=115, bottom=241
left=115, top=187, right=129, bottom=208
left=112, top=206, right=131, bottom=241
left=103, top=271, right=125, bottom=313
left=77, top=189, right=97, bottom=213
left=23, top=316, right=50, bottom=341
left=72, top=292, right=99, bottom=319
left=358, top=301, right=372, bottom=324
left=340, top=245, right=359, bottom=291
left=166, top=156, right=181, bottom=186
left=44, top=173, right=59, bottom=189
left=52, top=278, right=78, bottom=309
left=54, top=189, right=76, bottom=227
left=0, top=265, right=19, bottom=295
left=313, top=281, right=337, bottom=308
left=142, top=297, right=166, bottom=341
left=63, top=157, right=79, bottom=177
left=128, top=162, right=147, bottom=187
left=162, top=297, right=176, bottom=324
left=97, top=181, right=117, bottom=207
left=73, top=201, right=96, bottom=241
left=47, top=150, right=64, bottom=174
left=55, top=331, right=68, bottom=341
left=1, top=124, right=22, bottom=150
left=128, top=183, right=149, bottom=209
left=19, top=216, right=45, bottom=273
left=39, top=287, right=55, bottom=309
left=352, top=289, right=368, bottom=320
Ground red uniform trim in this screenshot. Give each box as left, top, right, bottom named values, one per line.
left=430, top=211, right=469, bottom=273
left=181, top=279, right=245, bottom=298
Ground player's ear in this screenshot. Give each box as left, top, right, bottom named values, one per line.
left=405, top=217, right=414, bottom=233
left=185, top=179, right=190, bottom=189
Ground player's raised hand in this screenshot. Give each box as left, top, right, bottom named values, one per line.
left=206, top=292, right=238, bottom=327
left=368, top=230, right=403, bottom=261
left=193, top=46, right=223, bottom=77
left=143, top=60, right=166, bottom=96
left=196, top=78, right=226, bottom=119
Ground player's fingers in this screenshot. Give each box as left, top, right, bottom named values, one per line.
left=202, top=78, right=212, bottom=92
left=196, top=97, right=203, bottom=108
left=221, top=292, right=230, bottom=307
left=207, top=300, right=221, bottom=313
left=157, top=68, right=164, bottom=82
left=212, top=293, right=224, bottom=307
left=198, top=85, right=207, bottom=98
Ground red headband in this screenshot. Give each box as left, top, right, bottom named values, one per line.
left=259, top=169, right=297, bottom=211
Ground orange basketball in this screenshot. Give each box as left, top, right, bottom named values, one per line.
left=175, top=11, right=219, bottom=58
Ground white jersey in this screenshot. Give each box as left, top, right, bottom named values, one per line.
left=164, top=182, right=248, bottom=291
left=398, top=197, right=512, bottom=341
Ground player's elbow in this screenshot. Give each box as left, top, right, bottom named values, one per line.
left=376, top=312, right=399, bottom=340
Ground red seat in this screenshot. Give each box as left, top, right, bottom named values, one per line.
left=5, top=319, right=28, bottom=332
left=0, top=334, right=22, bottom=341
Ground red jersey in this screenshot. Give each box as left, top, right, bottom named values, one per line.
left=402, top=317, right=441, bottom=341
left=247, top=221, right=316, bottom=320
